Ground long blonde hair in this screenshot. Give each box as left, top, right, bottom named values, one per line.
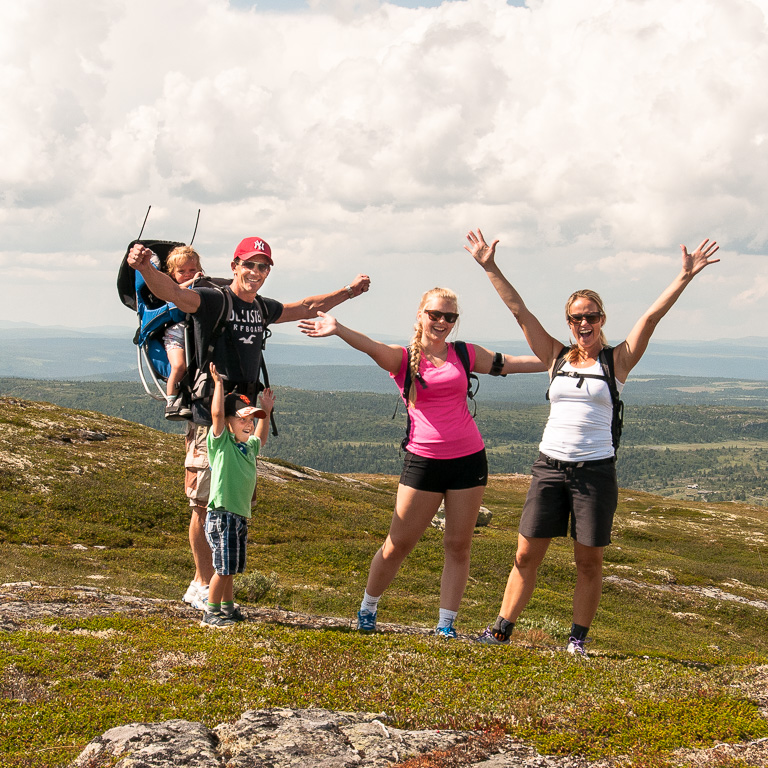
left=407, top=287, right=459, bottom=407
left=565, top=289, right=608, bottom=363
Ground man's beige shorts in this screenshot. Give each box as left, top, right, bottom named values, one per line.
left=184, top=423, right=210, bottom=508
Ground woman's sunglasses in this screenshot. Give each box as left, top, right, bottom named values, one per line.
left=423, top=310, right=459, bottom=324
left=568, top=312, right=603, bottom=324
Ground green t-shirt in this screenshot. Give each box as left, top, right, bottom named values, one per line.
left=206, top=428, right=261, bottom=519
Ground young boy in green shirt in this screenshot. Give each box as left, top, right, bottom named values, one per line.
left=201, top=363, right=275, bottom=628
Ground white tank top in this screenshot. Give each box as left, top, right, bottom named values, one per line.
left=539, top=359, right=625, bottom=461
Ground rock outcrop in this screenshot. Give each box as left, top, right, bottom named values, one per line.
left=70, top=707, right=553, bottom=768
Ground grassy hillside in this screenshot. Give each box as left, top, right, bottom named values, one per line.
left=1, top=396, right=767, bottom=767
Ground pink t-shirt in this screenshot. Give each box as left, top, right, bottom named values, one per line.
left=392, top=344, right=485, bottom=460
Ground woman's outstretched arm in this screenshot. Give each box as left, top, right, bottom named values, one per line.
left=466, top=229, right=563, bottom=369
left=613, top=238, right=720, bottom=381
left=298, top=311, right=403, bottom=374
left=472, top=345, right=547, bottom=375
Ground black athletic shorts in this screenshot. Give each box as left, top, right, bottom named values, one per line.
left=399, top=448, right=488, bottom=494
left=519, top=453, right=618, bottom=547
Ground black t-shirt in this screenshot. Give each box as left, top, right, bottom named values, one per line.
left=190, top=285, right=283, bottom=424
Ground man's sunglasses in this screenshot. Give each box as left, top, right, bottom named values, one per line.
left=238, top=260, right=271, bottom=273
left=568, top=312, right=603, bottom=324
left=423, top=310, right=459, bottom=324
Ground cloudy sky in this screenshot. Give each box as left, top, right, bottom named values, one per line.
left=2, top=0, right=767, bottom=347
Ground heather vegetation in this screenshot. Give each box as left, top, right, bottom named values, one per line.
left=0, top=396, right=767, bottom=767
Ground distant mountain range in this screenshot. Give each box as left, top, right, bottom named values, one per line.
left=2, top=320, right=768, bottom=386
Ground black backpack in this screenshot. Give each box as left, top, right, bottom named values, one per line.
left=117, top=235, right=277, bottom=435
left=546, top=345, right=624, bottom=450
left=187, top=285, right=277, bottom=436
left=396, top=341, right=479, bottom=450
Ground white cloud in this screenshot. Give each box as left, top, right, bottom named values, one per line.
left=0, top=0, right=766, bottom=345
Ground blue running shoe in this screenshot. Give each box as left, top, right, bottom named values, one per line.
left=434, top=622, right=458, bottom=639
left=357, top=610, right=377, bottom=633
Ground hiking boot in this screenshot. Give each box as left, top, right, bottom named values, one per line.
left=475, top=626, right=510, bottom=645
left=566, top=637, right=590, bottom=657
left=190, top=585, right=210, bottom=611
left=165, top=395, right=192, bottom=421
left=182, top=580, right=199, bottom=605
left=357, top=610, right=377, bottom=633
left=434, top=622, right=458, bottom=640
left=224, top=606, right=244, bottom=622
left=201, top=610, right=236, bottom=629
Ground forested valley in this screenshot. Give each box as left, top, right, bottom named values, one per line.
left=2, top=377, right=768, bottom=505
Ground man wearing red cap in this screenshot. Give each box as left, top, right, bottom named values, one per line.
left=128, top=237, right=370, bottom=608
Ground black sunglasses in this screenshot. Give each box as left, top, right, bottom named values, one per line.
left=424, top=310, right=459, bottom=324
left=568, top=312, right=603, bottom=324
left=238, top=260, right=271, bottom=273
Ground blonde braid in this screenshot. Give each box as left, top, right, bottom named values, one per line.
left=407, top=320, right=424, bottom=407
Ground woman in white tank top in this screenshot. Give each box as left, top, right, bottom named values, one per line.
left=466, top=229, right=721, bottom=654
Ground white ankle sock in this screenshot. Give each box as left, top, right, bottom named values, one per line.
left=437, top=608, right=458, bottom=628
left=360, top=591, right=380, bottom=614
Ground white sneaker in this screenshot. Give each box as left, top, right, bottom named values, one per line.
left=566, top=637, right=590, bottom=657
left=191, top=584, right=210, bottom=611
left=182, top=581, right=200, bottom=605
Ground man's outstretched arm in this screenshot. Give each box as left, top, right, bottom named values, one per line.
left=275, top=273, right=371, bottom=323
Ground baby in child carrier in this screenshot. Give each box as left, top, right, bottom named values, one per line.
left=161, top=245, right=204, bottom=420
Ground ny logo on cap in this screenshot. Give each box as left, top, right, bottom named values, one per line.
left=253, top=239, right=267, bottom=252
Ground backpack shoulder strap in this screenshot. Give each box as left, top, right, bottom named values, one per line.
left=200, top=285, right=233, bottom=365
left=454, top=340, right=479, bottom=415
left=401, top=345, right=412, bottom=405
left=598, top=345, right=618, bottom=399
left=545, top=345, right=570, bottom=401
left=599, top=345, right=624, bottom=450
left=253, top=293, right=273, bottom=351
left=454, top=341, right=470, bottom=383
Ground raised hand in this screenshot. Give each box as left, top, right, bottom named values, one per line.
left=209, top=363, right=223, bottom=384
left=464, top=229, right=500, bottom=267
left=348, top=274, right=371, bottom=296
left=681, top=239, right=720, bottom=277
left=127, top=243, right=155, bottom=271
left=298, top=311, right=338, bottom=338
left=258, top=387, right=276, bottom=414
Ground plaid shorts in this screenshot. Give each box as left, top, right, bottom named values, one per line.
left=205, top=509, right=248, bottom=576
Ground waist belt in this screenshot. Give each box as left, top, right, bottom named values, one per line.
left=539, top=452, right=615, bottom=470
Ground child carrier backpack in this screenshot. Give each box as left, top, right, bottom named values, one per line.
left=546, top=345, right=624, bottom=450
left=116, top=210, right=277, bottom=434
left=395, top=341, right=479, bottom=451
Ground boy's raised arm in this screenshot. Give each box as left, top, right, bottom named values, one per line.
left=255, top=388, right=275, bottom=446
left=209, top=364, right=226, bottom=438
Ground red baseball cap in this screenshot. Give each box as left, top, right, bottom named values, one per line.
left=233, top=236, right=273, bottom=265
left=224, top=392, right=267, bottom=420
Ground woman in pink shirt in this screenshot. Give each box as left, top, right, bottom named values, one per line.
left=299, top=287, right=544, bottom=638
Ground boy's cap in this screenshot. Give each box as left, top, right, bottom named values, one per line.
left=224, top=392, right=267, bottom=420
left=233, top=236, right=273, bottom=265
